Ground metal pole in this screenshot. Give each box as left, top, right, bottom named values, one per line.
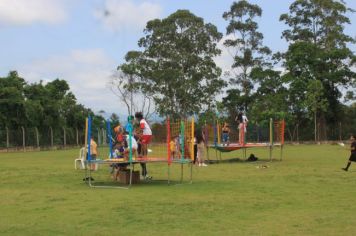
left=6, top=127, right=9, bottom=151
left=35, top=127, right=39, bottom=149
left=63, top=127, right=66, bottom=148
left=101, top=128, right=105, bottom=145
left=50, top=127, right=53, bottom=148
left=339, top=122, right=342, bottom=142
left=96, top=128, right=101, bottom=145
left=76, top=128, right=79, bottom=146
left=21, top=126, right=25, bottom=152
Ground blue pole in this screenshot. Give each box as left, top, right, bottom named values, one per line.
left=128, top=116, right=132, bottom=163
left=107, top=119, right=113, bottom=159
left=87, top=116, right=92, bottom=161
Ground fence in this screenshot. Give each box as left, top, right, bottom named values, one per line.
left=0, top=126, right=107, bottom=152
left=0, top=121, right=355, bottom=152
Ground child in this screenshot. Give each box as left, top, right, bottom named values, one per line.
left=222, top=122, right=230, bottom=146
left=175, top=135, right=182, bottom=158
left=135, top=112, right=152, bottom=158
left=170, top=136, right=177, bottom=159
left=89, top=136, right=98, bottom=171
left=134, top=112, right=152, bottom=180
left=196, top=131, right=207, bottom=167
left=114, top=124, right=124, bottom=143
left=111, top=142, right=128, bottom=181
left=342, top=134, right=356, bottom=171
left=123, top=131, right=138, bottom=159
left=236, top=112, right=244, bottom=145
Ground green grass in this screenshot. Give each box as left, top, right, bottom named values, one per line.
left=1, top=145, right=356, bottom=235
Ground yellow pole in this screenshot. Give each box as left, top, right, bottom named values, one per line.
left=84, top=117, right=88, bottom=157
left=191, top=118, right=194, bottom=161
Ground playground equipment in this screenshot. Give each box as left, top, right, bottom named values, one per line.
left=206, top=118, right=285, bottom=162
left=83, top=116, right=194, bottom=189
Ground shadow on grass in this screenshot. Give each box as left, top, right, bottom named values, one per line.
left=207, top=157, right=278, bottom=164
left=83, top=178, right=191, bottom=188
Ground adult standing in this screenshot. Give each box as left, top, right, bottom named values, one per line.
left=342, top=135, right=356, bottom=171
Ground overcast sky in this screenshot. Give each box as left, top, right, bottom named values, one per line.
left=1, top=0, right=355, bottom=117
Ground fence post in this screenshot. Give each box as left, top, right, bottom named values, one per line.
left=21, top=126, right=25, bottom=152
left=76, top=128, right=79, bottom=146
left=35, top=127, right=39, bottom=149
left=317, top=122, right=320, bottom=144
left=97, top=128, right=100, bottom=145
left=63, top=127, right=66, bottom=148
left=6, top=127, right=9, bottom=151
left=102, top=128, right=106, bottom=145
left=50, top=127, right=53, bottom=148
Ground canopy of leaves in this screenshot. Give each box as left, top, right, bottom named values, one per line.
left=119, top=10, right=225, bottom=119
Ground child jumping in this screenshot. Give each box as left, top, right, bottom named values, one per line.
left=222, top=122, right=230, bottom=146
left=342, top=134, right=356, bottom=171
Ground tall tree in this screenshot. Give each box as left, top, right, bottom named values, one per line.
left=119, top=10, right=225, bottom=119
left=280, top=0, right=356, bottom=140
left=222, top=0, right=271, bottom=112
left=0, top=71, right=26, bottom=128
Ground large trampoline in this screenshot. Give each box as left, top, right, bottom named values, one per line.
left=206, top=118, right=285, bottom=162
left=83, top=116, right=194, bottom=189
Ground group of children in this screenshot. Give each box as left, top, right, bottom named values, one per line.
left=110, top=112, right=153, bottom=181
left=219, top=112, right=249, bottom=147
left=89, top=112, right=355, bottom=183
left=168, top=132, right=207, bottom=166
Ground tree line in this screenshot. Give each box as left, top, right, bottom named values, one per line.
left=0, top=71, right=120, bottom=134
left=1, top=0, right=355, bottom=142
left=115, top=0, right=356, bottom=141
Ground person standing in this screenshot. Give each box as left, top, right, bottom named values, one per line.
left=236, top=112, right=244, bottom=145
left=135, top=112, right=153, bottom=179
left=342, top=134, right=356, bottom=171
left=89, top=136, right=98, bottom=171
left=222, top=122, right=230, bottom=146
left=196, top=131, right=207, bottom=167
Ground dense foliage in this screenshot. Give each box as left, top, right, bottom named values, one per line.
left=0, top=71, right=109, bottom=131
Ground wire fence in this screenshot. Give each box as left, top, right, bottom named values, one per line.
left=0, top=121, right=354, bottom=152
left=0, top=127, right=107, bottom=152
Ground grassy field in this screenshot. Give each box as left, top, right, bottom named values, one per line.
left=0, top=144, right=356, bottom=236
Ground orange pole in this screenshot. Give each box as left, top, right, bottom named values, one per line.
left=167, top=118, right=171, bottom=165
left=281, top=120, right=285, bottom=145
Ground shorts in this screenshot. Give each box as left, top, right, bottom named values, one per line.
left=349, top=153, right=356, bottom=162
left=141, top=135, right=152, bottom=145
left=222, top=133, right=229, bottom=142
left=90, top=154, right=96, bottom=160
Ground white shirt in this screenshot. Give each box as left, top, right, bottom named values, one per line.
left=126, top=135, right=138, bottom=150
left=242, top=115, right=248, bottom=124
left=140, top=119, right=152, bottom=135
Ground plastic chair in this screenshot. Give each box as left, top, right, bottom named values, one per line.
left=75, top=147, right=86, bottom=169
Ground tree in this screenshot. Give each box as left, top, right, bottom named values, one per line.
left=305, top=80, right=328, bottom=142
left=280, top=0, right=356, bottom=140
left=0, top=71, right=26, bottom=128
left=110, top=69, right=154, bottom=119
left=119, top=10, right=225, bottom=119
left=222, top=0, right=271, bottom=112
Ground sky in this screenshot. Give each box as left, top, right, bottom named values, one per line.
left=0, top=0, right=355, bottom=117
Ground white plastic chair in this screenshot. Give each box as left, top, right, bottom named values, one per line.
left=75, top=147, right=86, bottom=169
